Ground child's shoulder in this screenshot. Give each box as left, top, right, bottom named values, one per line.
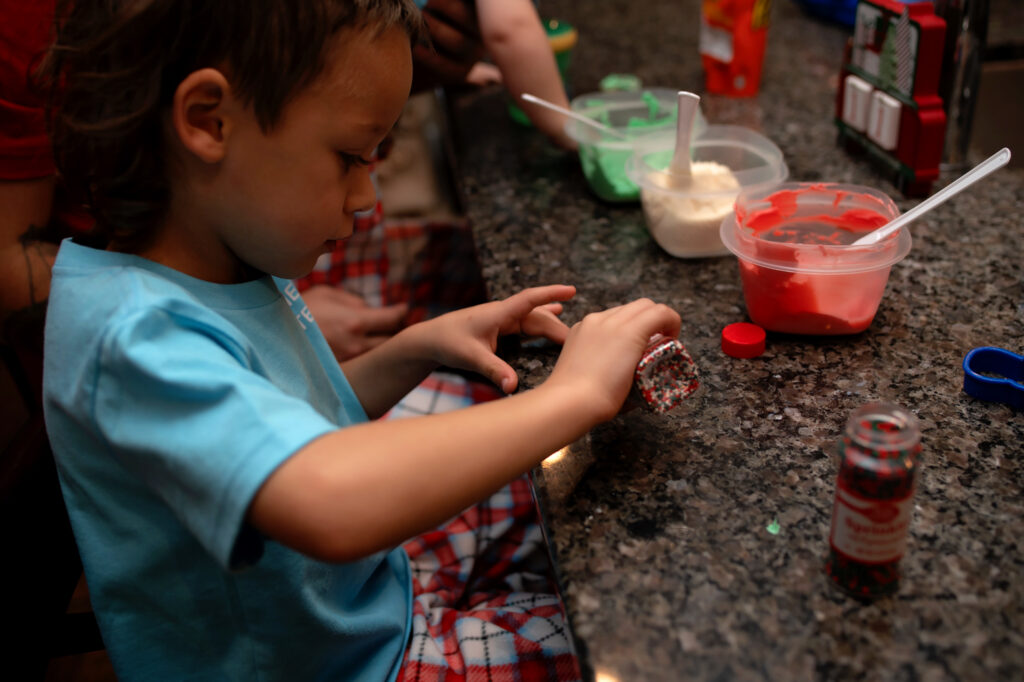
left=52, top=239, right=210, bottom=321
left=47, top=239, right=271, bottom=356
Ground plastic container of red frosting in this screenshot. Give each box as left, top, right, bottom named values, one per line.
left=719, top=182, right=911, bottom=335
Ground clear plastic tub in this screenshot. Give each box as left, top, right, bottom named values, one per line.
left=720, top=182, right=911, bottom=335
left=626, top=125, right=788, bottom=258
left=565, top=89, right=707, bottom=203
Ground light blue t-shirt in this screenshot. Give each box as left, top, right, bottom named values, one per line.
left=43, top=240, right=412, bottom=681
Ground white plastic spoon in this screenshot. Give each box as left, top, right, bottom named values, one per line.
left=851, top=147, right=1012, bottom=246
left=669, top=91, right=702, bottom=177
left=521, top=93, right=629, bottom=140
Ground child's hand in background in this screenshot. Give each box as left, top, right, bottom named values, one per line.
left=545, top=299, right=682, bottom=422
left=413, top=0, right=484, bottom=92
left=302, top=285, right=408, bottom=361
left=417, top=284, right=576, bottom=393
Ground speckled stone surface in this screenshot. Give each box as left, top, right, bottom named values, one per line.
left=449, top=1, right=1024, bottom=680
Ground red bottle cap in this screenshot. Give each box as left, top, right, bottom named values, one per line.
left=721, top=322, right=766, bottom=358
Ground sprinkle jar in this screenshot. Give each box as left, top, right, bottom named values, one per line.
left=824, top=402, right=921, bottom=599
left=625, top=337, right=700, bottom=414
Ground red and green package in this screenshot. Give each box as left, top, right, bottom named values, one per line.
left=700, top=0, right=772, bottom=97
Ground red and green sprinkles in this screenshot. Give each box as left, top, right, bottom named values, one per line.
left=632, top=339, right=700, bottom=413
left=825, top=407, right=921, bottom=600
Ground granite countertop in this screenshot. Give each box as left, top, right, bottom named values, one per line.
left=448, top=1, right=1024, bottom=679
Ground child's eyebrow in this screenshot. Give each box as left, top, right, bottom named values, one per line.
left=337, top=116, right=393, bottom=140
left=359, top=120, right=396, bottom=137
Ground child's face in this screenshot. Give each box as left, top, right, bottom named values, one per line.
left=211, top=24, right=412, bottom=280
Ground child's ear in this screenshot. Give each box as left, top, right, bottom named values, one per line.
left=171, top=68, right=233, bottom=163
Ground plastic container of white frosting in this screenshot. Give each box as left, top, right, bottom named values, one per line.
left=625, top=125, right=788, bottom=258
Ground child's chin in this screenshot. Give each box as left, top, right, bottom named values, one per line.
left=274, top=259, right=320, bottom=281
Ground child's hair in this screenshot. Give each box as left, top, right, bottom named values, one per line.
left=41, top=0, right=426, bottom=252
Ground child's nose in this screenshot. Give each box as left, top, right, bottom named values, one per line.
left=346, top=167, right=377, bottom=215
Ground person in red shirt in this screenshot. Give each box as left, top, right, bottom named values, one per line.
left=0, top=0, right=484, bottom=352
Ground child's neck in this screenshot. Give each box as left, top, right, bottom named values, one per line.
left=134, top=212, right=260, bottom=285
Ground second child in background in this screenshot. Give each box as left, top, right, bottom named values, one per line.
left=425, top=0, right=578, bottom=150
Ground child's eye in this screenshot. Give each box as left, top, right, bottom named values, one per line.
left=337, top=152, right=372, bottom=170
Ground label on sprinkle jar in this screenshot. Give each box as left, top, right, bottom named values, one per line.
left=829, top=485, right=913, bottom=564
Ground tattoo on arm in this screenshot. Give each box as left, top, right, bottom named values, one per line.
left=18, top=222, right=59, bottom=307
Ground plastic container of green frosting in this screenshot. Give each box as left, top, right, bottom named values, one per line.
left=565, top=88, right=706, bottom=203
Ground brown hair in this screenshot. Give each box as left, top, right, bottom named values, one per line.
left=41, top=0, right=425, bottom=251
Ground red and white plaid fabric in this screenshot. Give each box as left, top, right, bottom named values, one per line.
left=294, top=204, right=488, bottom=326
left=399, top=474, right=581, bottom=682
left=386, top=378, right=580, bottom=682
left=382, top=371, right=503, bottom=419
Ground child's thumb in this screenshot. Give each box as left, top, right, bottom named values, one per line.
left=486, top=360, right=518, bottom=394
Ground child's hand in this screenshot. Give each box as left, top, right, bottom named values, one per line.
left=302, top=285, right=408, bottom=361
left=465, top=61, right=502, bottom=87
left=412, top=0, right=485, bottom=92
left=419, top=284, right=576, bottom=393
left=545, top=299, right=682, bottom=422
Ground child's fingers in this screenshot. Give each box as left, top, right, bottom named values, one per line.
left=538, top=302, right=564, bottom=315
left=356, top=303, right=409, bottom=334
left=600, top=299, right=681, bottom=339
left=307, top=285, right=371, bottom=309
left=503, top=285, right=576, bottom=319
left=520, top=308, right=570, bottom=343
left=602, top=297, right=659, bottom=322
left=570, top=299, right=682, bottom=361
left=329, top=288, right=371, bottom=308
left=627, top=302, right=682, bottom=342
left=480, top=355, right=518, bottom=394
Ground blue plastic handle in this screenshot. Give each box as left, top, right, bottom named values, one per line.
left=962, top=347, right=1024, bottom=410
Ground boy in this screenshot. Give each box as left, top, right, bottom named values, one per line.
left=41, top=1, right=681, bottom=680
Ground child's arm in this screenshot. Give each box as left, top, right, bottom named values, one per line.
left=249, top=293, right=681, bottom=563
left=475, top=0, right=577, bottom=150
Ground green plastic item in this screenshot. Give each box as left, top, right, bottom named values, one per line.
left=599, top=74, right=642, bottom=92
left=642, top=92, right=657, bottom=118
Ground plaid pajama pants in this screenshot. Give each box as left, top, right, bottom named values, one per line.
left=294, top=186, right=580, bottom=681
left=388, top=375, right=581, bottom=682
